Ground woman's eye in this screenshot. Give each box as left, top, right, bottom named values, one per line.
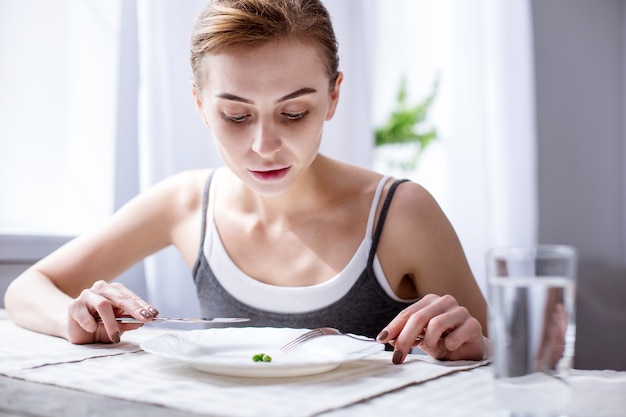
left=222, top=113, right=249, bottom=123
left=283, top=111, right=308, bottom=121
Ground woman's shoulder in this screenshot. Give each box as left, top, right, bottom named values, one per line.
left=371, top=178, right=448, bottom=247
left=381, top=179, right=459, bottom=258
left=322, top=156, right=438, bottom=212
left=152, top=168, right=212, bottom=194
left=161, top=168, right=214, bottom=186
left=134, top=169, right=214, bottom=218
left=163, top=168, right=213, bottom=200
left=385, top=179, right=440, bottom=214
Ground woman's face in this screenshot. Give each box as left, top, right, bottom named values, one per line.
left=194, top=39, right=342, bottom=197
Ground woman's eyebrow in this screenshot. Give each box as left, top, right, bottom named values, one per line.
left=215, top=87, right=317, bottom=104
left=215, top=93, right=252, bottom=104
left=277, top=87, right=317, bottom=103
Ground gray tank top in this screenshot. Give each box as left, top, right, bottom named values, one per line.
left=191, top=173, right=414, bottom=339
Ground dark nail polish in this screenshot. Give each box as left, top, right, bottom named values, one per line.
left=148, top=307, right=159, bottom=316
left=140, top=309, right=153, bottom=319
left=112, top=332, right=121, bottom=343
left=376, top=330, right=389, bottom=342
left=392, top=349, right=404, bottom=364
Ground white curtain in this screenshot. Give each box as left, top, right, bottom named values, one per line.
left=0, top=0, right=121, bottom=235
left=133, top=0, right=374, bottom=316
left=135, top=0, right=209, bottom=317
left=443, top=0, right=537, bottom=292
left=368, top=0, right=537, bottom=293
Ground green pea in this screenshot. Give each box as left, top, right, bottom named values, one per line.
left=251, top=352, right=272, bottom=363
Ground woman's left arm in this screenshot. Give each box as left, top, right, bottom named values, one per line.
left=375, top=181, right=490, bottom=363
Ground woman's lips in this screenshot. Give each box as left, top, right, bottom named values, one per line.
left=249, top=166, right=291, bottom=182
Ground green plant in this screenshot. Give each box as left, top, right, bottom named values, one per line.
left=375, top=75, right=440, bottom=169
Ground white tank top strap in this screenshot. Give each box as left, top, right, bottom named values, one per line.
left=206, top=167, right=221, bottom=230
left=365, top=175, right=391, bottom=238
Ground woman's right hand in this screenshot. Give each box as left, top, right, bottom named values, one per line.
left=66, top=280, right=159, bottom=344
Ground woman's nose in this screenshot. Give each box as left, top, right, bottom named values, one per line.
left=251, top=121, right=281, bottom=156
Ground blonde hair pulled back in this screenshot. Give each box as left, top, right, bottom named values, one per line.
left=190, top=0, right=339, bottom=91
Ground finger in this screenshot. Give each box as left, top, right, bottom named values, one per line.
left=92, top=305, right=145, bottom=343
left=420, top=305, right=469, bottom=349
left=91, top=280, right=158, bottom=321
left=68, top=291, right=104, bottom=333
left=390, top=295, right=459, bottom=354
left=109, top=282, right=159, bottom=316
left=81, top=289, right=124, bottom=342
left=92, top=304, right=122, bottom=343
left=67, top=290, right=121, bottom=342
left=377, top=294, right=441, bottom=342
left=416, top=315, right=484, bottom=361
left=438, top=313, right=481, bottom=352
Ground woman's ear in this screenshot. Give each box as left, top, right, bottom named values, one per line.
left=325, top=72, right=343, bottom=121
left=191, top=82, right=209, bottom=127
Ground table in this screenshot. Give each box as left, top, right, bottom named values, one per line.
left=1, top=309, right=624, bottom=417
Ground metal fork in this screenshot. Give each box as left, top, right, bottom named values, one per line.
left=280, top=327, right=429, bottom=353
left=280, top=327, right=374, bottom=353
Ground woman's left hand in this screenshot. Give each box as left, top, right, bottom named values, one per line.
left=376, top=293, right=489, bottom=364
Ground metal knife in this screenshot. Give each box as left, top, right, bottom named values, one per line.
left=108, top=317, right=250, bottom=324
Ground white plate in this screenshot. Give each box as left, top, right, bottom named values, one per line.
left=140, top=327, right=384, bottom=377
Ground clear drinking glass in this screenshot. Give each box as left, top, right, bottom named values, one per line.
left=486, top=245, right=577, bottom=416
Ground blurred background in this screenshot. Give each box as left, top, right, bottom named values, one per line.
left=0, top=0, right=624, bottom=364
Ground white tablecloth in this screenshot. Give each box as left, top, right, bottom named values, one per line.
left=2, top=317, right=625, bottom=417
left=1, top=319, right=487, bottom=417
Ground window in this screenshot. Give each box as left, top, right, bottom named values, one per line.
left=0, top=0, right=121, bottom=235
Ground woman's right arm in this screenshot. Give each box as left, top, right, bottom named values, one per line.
left=3, top=170, right=207, bottom=343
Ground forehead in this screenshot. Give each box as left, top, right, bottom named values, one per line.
left=200, top=40, right=329, bottom=95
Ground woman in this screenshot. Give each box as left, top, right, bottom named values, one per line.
left=5, top=0, right=489, bottom=364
